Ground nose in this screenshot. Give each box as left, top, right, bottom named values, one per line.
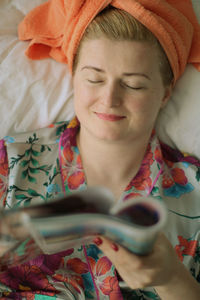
left=100, top=81, right=122, bottom=107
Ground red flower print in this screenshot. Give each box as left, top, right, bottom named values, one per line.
left=61, top=118, right=79, bottom=148
left=61, top=144, right=85, bottom=190
left=88, top=256, right=122, bottom=298
left=100, top=276, right=123, bottom=300
left=145, top=144, right=154, bottom=163
left=88, top=256, right=112, bottom=277
left=162, top=173, right=174, bottom=189
left=124, top=192, right=142, bottom=201
left=59, top=118, right=85, bottom=189
left=126, top=165, right=152, bottom=191
left=68, top=171, right=85, bottom=190
left=163, top=158, right=174, bottom=168
left=63, top=146, right=74, bottom=163
left=31, top=249, right=74, bottom=276
left=4, top=290, right=57, bottom=300
left=0, top=264, right=56, bottom=292
left=155, top=146, right=163, bottom=164
left=126, top=144, right=153, bottom=191
left=0, top=250, right=75, bottom=296
left=67, top=258, right=88, bottom=274
left=162, top=168, right=188, bottom=190
left=0, top=160, right=7, bottom=177
left=0, top=175, right=7, bottom=205
left=0, top=140, right=8, bottom=205
left=175, top=236, right=198, bottom=262
left=53, top=273, right=83, bottom=293
left=0, top=140, right=7, bottom=168
left=171, top=168, right=188, bottom=185
left=95, top=257, right=112, bottom=277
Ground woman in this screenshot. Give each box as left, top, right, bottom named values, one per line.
left=0, top=1, right=200, bottom=300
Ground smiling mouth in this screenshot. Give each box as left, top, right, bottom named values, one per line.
left=95, top=113, right=126, bottom=121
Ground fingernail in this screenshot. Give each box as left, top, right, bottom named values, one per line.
left=93, top=237, right=103, bottom=246
left=111, top=243, right=119, bottom=251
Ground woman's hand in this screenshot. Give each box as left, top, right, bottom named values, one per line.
left=93, top=233, right=200, bottom=300
left=93, top=233, right=180, bottom=289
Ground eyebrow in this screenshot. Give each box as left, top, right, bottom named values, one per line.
left=81, top=66, right=151, bottom=80
left=81, top=66, right=104, bottom=73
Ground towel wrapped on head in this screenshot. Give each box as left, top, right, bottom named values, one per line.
left=18, top=0, right=200, bottom=83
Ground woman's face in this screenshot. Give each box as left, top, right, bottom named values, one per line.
left=73, top=38, right=172, bottom=143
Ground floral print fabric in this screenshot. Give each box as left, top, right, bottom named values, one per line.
left=0, top=117, right=199, bottom=299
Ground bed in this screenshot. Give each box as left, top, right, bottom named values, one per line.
left=1, top=0, right=200, bottom=158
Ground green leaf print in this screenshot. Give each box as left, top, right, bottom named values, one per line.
left=11, top=187, right=45, bottom=207
left=28, top=175, right=37, bottom=183
left=53, top=166, right=57, bottom=176
left=40, top=145, right=52, bottom=153
left=196, top=167, right=200, bottom=182
left=14, top=198, right=31, bottom=208
left=8, top=185, right=26, bottom=193
left=194, top=246, right=200, bottom=263
left=39, top=165, right=52, bottom=173
left=32, top=149, right=40, bottom=157
left=150, top=186, right=160, bottom=198
left=30, top=157, right=39, bottom=166
left=142, top=290, right=160, bottom=300
left=20, top=160, right=29, bottom=167
left=27, top=133, right=38, bottom=144
left=84, top=290, right=94, bottom=299
left=40, top=145, right=45, bottom=152
left=15, top=194, right=28, bottom=200
left=10, top=154, right=26, bottom=169
left=10, top=133, right=54, bottom=186
left=24, top=198, right=32, bottom=206
left=25, top=149, right=31, bottom=157
left=56, top=123, right=67, bottom=137
left=22, top=169, right=28, bottom=179
left=27, top=189, right=41, bottom=197
left=29, top=167, right=39, bottom=174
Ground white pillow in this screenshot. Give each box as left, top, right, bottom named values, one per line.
left=0, top=0, right=200, bottom=158
left=156, top=65, right=200, bottom=156
left=156, top=0, right=200, bottom=157
left=0, top=0, right=74, bottom=136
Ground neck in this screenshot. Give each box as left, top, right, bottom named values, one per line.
left=77, top=126, right=152, bottom=183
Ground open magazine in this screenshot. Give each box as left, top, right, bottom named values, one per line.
left=0, top=187, right=167, bottom=269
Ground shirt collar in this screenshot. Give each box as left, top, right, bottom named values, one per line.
left=60, top=117, right=165, bottom=200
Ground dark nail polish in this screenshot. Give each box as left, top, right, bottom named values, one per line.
left=111, top=243, right=119, bottom=251
left=93, top=237, right=103, bottom=246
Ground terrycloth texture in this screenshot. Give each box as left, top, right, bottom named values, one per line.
left=18, top=0, right=200, bottom=82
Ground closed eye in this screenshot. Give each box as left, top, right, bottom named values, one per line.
left=87, top=80, right=104, bottom=84
left=122, top=82, right=144, bottom=90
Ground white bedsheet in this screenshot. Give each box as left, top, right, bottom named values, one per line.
left=0, top=0, right=200, bottom=157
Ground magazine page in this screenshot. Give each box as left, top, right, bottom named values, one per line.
left=0, top=187, right=167, bottom=269
left=26, top=194, right=167, bottom=255
left=0, top=187, right=114, bottom=269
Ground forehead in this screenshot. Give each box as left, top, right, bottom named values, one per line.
left=76, top=38, right=160, bottom=74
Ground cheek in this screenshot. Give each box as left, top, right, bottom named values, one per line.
left=127, top=94, right=162, bottom=120
left=127, top=99, right=145, bottom=113
left=73, top=86, right=95, bottom=116
left=126, top=96, right=151, bottom=114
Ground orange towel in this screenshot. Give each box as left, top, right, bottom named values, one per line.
left=18, top=0, right=200, bottom=82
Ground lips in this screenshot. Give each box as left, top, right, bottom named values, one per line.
left=95, top=112, right=126, bottom=121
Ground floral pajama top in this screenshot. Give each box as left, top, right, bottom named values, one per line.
left=0, top=117, right=199, bottom=300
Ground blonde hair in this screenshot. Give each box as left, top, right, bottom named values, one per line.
left=73, top=7, right=174, bottom=86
